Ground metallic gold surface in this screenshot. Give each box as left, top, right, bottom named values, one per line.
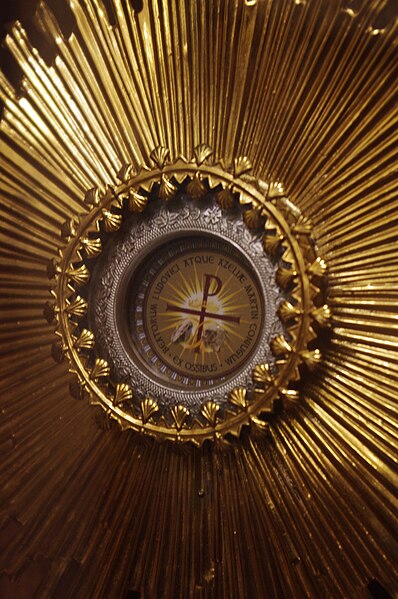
left=0, top=0, right=398, bottom=597
left=49, top=152, right=327, bottom=443
left=133, top=239, right=263, bottom=384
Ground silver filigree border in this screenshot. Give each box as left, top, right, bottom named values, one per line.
left=90, top=195, right=285, bottom=414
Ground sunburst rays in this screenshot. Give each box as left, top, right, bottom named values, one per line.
left=1, top=0, right=398, bottom=597
left=156, top=248, right=259, bottom=370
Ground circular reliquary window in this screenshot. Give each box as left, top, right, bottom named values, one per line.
left=47, top=145, right=330, bottom=444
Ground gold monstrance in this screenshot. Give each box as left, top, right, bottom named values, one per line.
left=0, top=1, right=397, bottom=597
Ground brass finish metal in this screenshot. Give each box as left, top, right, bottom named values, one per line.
left=49, top=150, right=327, bottom=443
left=1, top=0, right=398, bottom=597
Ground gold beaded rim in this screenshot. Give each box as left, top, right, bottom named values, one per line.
left=46, top=145, right=330, bottom=444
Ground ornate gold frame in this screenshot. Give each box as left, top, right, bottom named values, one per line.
left=47, top=144, right=329, bottom=443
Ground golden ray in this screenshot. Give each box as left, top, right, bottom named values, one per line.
left=160, top=281, right=191, bottom=303
left=1, top=0, right=398, bottom=597
left=177, top=268, right=197, bottom=298
left=218, top=288, right=249, bottom=309
left=156, top=322, right=184, bottom=335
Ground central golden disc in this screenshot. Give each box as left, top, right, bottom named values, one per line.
left=128, top=236, right=264, bottom=389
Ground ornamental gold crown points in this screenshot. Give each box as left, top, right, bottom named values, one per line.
left=45, top=145, right=330, bottom=444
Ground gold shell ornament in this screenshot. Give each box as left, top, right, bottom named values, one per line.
left=1, top=1, right=398, bottom=598
left=49, top=149, right=328, bottom=443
